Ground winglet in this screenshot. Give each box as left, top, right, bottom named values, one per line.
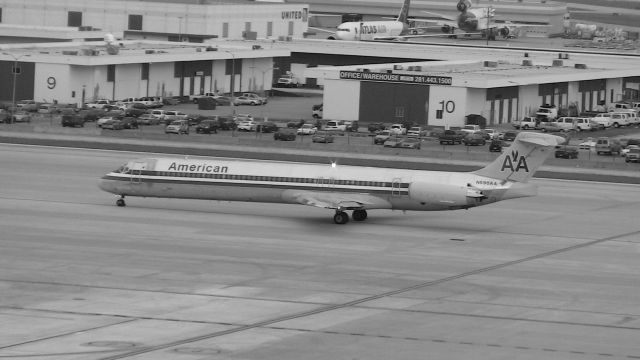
left=472, top=132, right=565, bottom=183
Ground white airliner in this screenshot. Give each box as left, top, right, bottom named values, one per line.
left=323, top=0, right=431, bottom=41
left=99, top=132, right=563, bottom=224
left=423, top=0, right=546, bottom=40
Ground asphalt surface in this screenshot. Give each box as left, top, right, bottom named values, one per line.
left=1, top=144, right=640, bottom=360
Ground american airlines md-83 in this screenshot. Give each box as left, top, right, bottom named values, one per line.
left=99, top=132, right=563, bottom=224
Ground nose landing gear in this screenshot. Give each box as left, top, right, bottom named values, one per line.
left=116, top=195, right=126, bottom=207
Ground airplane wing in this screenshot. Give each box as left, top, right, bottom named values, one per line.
left=282, top=190, right=392, bottom=210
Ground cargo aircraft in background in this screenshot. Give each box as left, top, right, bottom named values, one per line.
left=421, top=0, right=547, bottom=40
left=99, top=132, right=564, bottom=224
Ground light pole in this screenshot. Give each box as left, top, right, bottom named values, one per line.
left=250, top=66, right=279, bottom=98
left=3, top=52, right=30, bottom=123
left=224, top=50, right=236, bottom=104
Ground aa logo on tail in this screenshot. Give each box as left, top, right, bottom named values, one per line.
left=501, top=151, right=529, bottom=172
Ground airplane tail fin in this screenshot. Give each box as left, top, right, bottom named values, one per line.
left=396, top=0, right=411, bottom=23
left=472, top=132, right=565, bottom=183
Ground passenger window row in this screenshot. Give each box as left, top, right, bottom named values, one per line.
left=155, top=171, right=408, bottom=188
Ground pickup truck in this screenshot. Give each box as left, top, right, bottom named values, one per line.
left=512, top=116, right=537, bottom=130
left=460, top=124, right=482, bottom=134
left=276, top=74, right=299, bottom=88
left=439, top=130, right=464, bottom=145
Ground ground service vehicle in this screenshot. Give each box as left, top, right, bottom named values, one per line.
left=100, top=132, right=565, bottom=224
left=276, top=73, right=299, bottom=87
left=573, top=117, right=593, bottom=131
left=513, top=116, right=537, bottom=130
left=590, top=113, right=612, bottom=129
left=609, top=112, right=630, bottom=127
left=595, top=137, right=622, bottom=155
left=325, top=120, right=347, bottom=131
left=536, top=104, right=558, bottom=120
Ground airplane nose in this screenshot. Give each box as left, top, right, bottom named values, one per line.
left=98, top=177, right=117, bottom=194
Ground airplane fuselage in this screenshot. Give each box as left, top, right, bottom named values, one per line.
left=333, top=21, right=407, bottom=41
left=99, top=157, right=533, bottom=212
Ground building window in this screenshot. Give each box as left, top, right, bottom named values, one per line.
left=225, top=58, right=242, bottom=75
left=267, top=22, right=273, bottom=37
left=68, top=11, right=82, bottom=27
left=107, top=65, right=115, bottom=82
left=222, top=23, right=229, bottom=38
left=128, top=14, right=143, bottom=31
left=141, top=63, right=149, bottom=80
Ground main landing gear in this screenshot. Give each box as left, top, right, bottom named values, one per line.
left=333, top=209, right=368, bottom=224
left=116, top=195, right=126, bottom=207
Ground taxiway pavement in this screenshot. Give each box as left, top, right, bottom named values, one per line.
left=1, top=144, right=640, bottom=360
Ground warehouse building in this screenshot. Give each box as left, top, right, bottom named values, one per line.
left=0, top=40, right=288, bottom=104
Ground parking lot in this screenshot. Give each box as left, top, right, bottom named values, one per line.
left=2, top=94, right=640, bottom=170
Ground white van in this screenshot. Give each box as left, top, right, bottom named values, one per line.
left=612, top=109, right=639, bottom=125
left=609, top=112, right=630, bottom=127
left=324, top=120, right=346, bottom=131
left=552, top=117, right=576, bottom=131
left=573, top=117, right=594, bottom=131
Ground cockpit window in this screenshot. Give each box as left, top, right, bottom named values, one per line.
left=115, top=164, right=131, bottom=174
left=336, top=28, right=350, bottom=32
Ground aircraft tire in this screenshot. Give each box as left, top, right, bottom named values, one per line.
left=333, top=211, right=349, bottom=224
left=352, top=210, right=367, bottom=221
left=116, top=198, right=126, bottom=207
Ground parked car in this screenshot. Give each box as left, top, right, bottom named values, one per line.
left=149, top=109, right=167, bottom=122
left=368, top=122, right=386, bottom=133
left=213, top=96, right=232, bottom=106
left=621, top=145, right=640, bottom=158
left=120, top=117, right=139, bottom=129
left=439, top=130, right=464, bottom=145
left=237, top=120, right=257, bottom=131
left=625, top=148, right=640, bottom=163
left=165, top=120, right=189, bottom=134
left=489, top=139, right=505, bottom=152
left=297, top=124, right=317, bottom=135
left=374, top=130, right=393, bottom=145
left=136, top=114, right=160, bottom=125
left=11, top=111, right=31, bottom=123
left=233, top=95, right=262, bottom=106
left=312, top=131, right=335, bottom=143
left=274, top=128, right=297, bottom=141
left=538, top=121, right=563, bottom=133
left=398, top=137, right=421, bottom=149
left=554, top=146, right=579, bottom=159
left=502, top=130, right=519, bottom=142
left=257, top=121, right=278, bottom=133
left=123, top=103, right=148, bottom=117
left=241, top=92, right=267, bottom=104
left=61, top=115, right=85, bottom=127
left=483, top=128, right=497, bottom=139
left=97, top=116, right=122, bottom=128
left=195, top=119, right=219, bottom=134
left=101, top=119, right=123, bottom=130
left=462, top=133, right=486, bottom=146
left=164, top=110, right=188, bottom=122
left=407, top=126, right=425, bottom=138
left=383, top=137, right=404, bottom=148
left=389, top=123, right=407, bottom=135
left=579, top=139, right=597, bottom=149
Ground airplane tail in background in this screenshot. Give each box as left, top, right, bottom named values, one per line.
left=473, top=132, right=565, bottom=183
left=396, top=0, right=411, bottom=23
